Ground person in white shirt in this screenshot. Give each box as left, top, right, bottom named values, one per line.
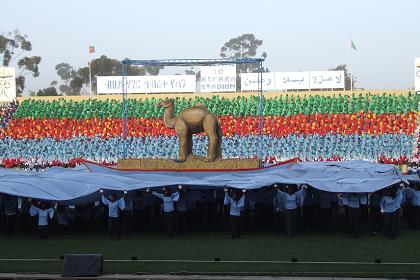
left=29, top=199, right=55, bottom=239
left=100, top=190, right=126, bottom=239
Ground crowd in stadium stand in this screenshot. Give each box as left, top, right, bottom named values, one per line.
left=0, top=100, right=19, bottom=129
left=0, top=93, right=418, bottom=168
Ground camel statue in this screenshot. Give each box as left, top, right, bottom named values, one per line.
left=157, top=99, right=222, bottom=162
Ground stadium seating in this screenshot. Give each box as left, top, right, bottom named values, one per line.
left=0, top=93, right=418, bottom=168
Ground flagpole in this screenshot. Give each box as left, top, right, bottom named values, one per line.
left=88, top=54, right=92, bottom=98
left=350, top=38, right=353, bottom=94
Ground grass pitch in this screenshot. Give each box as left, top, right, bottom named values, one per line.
left=1, top=230, right=420, bottom=277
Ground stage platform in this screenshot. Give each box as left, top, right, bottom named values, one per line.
left=117, top=156, right=261, bottom=170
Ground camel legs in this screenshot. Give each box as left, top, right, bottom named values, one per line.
left=187, top=133, right=193, bottom=156
left=203, top=116, right=218, bottom=162
left=215, top=124, right=223, bottom=159
left=175, top=122, right=189, bottom=162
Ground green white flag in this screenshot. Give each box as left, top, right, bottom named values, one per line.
left=351, top=40, right=357, bottom=50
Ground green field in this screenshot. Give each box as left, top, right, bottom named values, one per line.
left=1, top=230, right=420, bottom=277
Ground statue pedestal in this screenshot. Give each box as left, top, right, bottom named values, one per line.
left=117, top=155, right=261, bottom=170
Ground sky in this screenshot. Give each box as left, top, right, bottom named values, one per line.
left=2, top=0, right=419, bottom=93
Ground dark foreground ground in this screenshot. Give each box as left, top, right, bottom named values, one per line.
left=0, top=229, right=420, bottom=278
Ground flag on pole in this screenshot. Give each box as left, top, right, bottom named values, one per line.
left=88, top=46, right=95, bottom=54
left=351, top=40, right=357, bottom=50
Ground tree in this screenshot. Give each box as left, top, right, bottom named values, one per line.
left=329, top=64, right=356, bottom=90
left=36, top=87, right=58, bottom=96
left=220, top=33, right=268, bottom=73
left=0, top=30, right=41, bottom=96
left=55, top=55, right=164, bottom=95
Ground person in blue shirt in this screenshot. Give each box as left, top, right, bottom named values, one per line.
left=342, top=193, right=367, bottom=237
left=394, top=183, right=405, bottom=237
left=405, top=183, right=420, bottom=229
left=380, top=187, right=400, bottom=239
left=272, top=185, right=284, bottom=234
left=120, top=193, right=133, bottom=237
left=302, top=186, right=314, bottom=231
left=274, top=184, right=306, bottom=236
left=316, top=190, right=334, bottom=234
left=369, top=190, right=383, bottom=235
left=100, top=189, right=126, bottom=240
left=176, top=185, right=192, bottom=235
left=29, top=199, right=55, bottom=239
left=147, top=186, right=180, bottom=238
left=55, top=204, right=69, bottom=235
left=2, top=195, right=17, bottom=235
left=224, top=187, right=246, bottom=239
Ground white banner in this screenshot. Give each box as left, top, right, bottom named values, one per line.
left=309, top=71, right=345, bottom=89
left=97, top=75, right=196, bottom=94
left=200, top=65, right=236, bottom=92
left=0, top=67, right=16, bottom=102
left=415, top=57, right=420, bottom=92
left=240, top=72, right=276, bottom=91
left=275, top=72, right=310, bottom=90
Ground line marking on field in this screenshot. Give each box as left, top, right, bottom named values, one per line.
left=1, top=258, right=420, bottom=266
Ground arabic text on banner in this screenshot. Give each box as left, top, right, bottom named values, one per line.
left=275, top=72, right=310, bottom=90
left=309, top=71, right=345, bottom=89
left=0, top=67, right=16, bottom=102
left=240, top=72, right=276, bottom=91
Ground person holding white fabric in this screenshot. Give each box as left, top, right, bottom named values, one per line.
left=275, top=184, right=306, bottom=236
left=380, top=187, right=400, bottom=239
left=405, top=182, right=420, bottom=229
left=224, top=187, right=246, bottom=239
left=147, top=187, right=179, bottom=238
left=100, top=189, right=126, bottom=240
left=29, top=199, right=55, bottom=239
left=342, top=193, right=367, bottom=237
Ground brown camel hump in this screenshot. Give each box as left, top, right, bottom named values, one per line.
left=192, top=103, right=209, bottom=111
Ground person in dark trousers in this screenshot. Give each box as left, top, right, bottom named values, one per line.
left=317, top=190, right=332, bottom=234
left=100, top=189, right=126, bottom=240
left=176, top=185, right=192, bottom=235
left=302, top=187, right=314, bottom=231
left=342, top=193, right=366, bottom=237
left=3, top=195, right=18, bottom=235
left=224, top=187, right=246, bottom=239
left=405, top=183, right=420, bottom=229
left=380, top=187, right=399, bottom=239
left=275, top=184, right=306, bottom=236
left=273, top=184, right=284, bottom=234
left=29, top=200, right=55, bottom=239
left=120, top=193, right=133, bottom=237
left=55, top=204, right=69, bottom=235
left=148, top=186, right=179, bottom=238
left=369, top=190, right=383, bottom=235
